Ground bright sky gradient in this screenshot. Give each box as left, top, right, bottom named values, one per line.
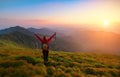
left=0, top=0, right=120, bottom=29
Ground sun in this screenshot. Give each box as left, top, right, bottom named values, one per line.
left=103, top=19, right=109, bottom=27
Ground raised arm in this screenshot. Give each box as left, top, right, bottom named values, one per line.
left=47, top=32, right=56, bottom=43
left=35, top=33, right=43, bottom=43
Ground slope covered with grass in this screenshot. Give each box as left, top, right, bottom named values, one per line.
left=0, top=40, right=120, bottom=77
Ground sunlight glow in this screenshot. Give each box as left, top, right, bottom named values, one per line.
left=103, top=19, right=109, bottom=27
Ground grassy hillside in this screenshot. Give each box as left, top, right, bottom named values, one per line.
left=0, top=40, right=120, bottom=77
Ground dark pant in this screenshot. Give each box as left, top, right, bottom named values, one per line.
left=42, top=50, right=49, bottom=64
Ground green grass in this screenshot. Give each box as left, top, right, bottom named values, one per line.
left=0, top=40, right=120, bottom=77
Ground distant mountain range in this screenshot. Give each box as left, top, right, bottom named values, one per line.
left=0, top=26, right=74, bottom=51
left=0, top=26, right=120, bottom=54
left=28, top=27, right=54, bottom=35
left=0, top=26, right=34, bottom=36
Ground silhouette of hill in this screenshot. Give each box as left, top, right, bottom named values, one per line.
left=0, top=31, right=38, bottom=48
left=0, top=26, right=34, bottom=36
left=28, top=27, right=54, bottom=35
left=27, top=27, right=65, bottom=37
left=0, top=26, right=74, bottom=51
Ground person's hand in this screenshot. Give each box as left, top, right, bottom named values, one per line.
left=34, top=32, right=37, bottom=34
left=34, top=32, right=38, bottom=35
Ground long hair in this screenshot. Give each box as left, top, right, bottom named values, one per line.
left=43, top=36, right=47, bottom=42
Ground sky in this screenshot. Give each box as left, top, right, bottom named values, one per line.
left=0, top=0, right=120, bottom=29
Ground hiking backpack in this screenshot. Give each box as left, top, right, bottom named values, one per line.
left=42, top=43, right=49, bottom=51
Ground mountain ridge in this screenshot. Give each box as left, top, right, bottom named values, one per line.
left=0, top=26, right=74, bottom=51
left=0, top=26, right=34, bottom=36
left=0, top=26, right=120, bottom=54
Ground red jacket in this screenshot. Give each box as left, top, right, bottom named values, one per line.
left=35, top=33, right=56, bottom=44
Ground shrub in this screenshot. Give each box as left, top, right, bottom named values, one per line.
left=47, top=66, right=56, bottom=76
left=56, top=71, right=69, bottom=77
left=0, top=53, right=9, bottom=57
left=83, top=67, right=97, bottom=75
left=47, top=60, right=58, bottom=66
left=0, top=60, right=24, bottom=68
left=0, top=68, right=6, bottom=77
left=96, top=69, right=107, bottom=76
left=80, top=63, right=94, bottom=68
left=108, top=65, right=118, bottom=69
left=15, top=56, right=37, bottom=65
left=59, top=66, right=66, bottom=71
left=65, top=67, right=72, bottom=73
left=109, top=69, right=120, bottom=77
left=0, top=66, right=35, bottom=77
left=10, top=69, right=34, bottom=77
left=94, top=63, right=106, bottom=68
left=34, top=66, right=47, bottom=76
left=71, top=71, right=85, bottom=77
